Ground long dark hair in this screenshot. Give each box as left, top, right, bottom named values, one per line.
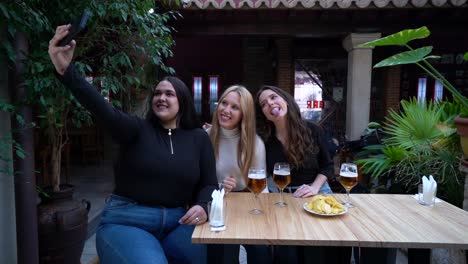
left=146, top=76, right=200, bottom=129
left=255, top=85, right=316, bottom=167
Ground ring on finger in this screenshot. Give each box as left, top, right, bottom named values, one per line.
left=195, top=217, right=200, bottom=222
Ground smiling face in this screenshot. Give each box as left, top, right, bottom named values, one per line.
left=258, top=89, right=288, bottom=122
left=217, top=91, right=243, bottom=130
left=152, top=80, right=180, bottom=128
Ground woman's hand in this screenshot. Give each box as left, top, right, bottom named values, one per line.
left=48, top=24, right=76, bottom=75
left=293, top=174, right=328, bottom=198
left=292, top=184, right=320, bottom=198
left=202, top=122, right=212, bottom=131
left=178, top=205, right=207, bottom=225
left=222, top=175, right=237, bottom=193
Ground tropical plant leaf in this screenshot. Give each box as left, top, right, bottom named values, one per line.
left=357, top=154, right=392, bottom=178
left=384, top=99, right=443, bottom=152
left=374, top=47, right=434, bottom=68
left=360, top=26, right=430, bottom=48
left=363, top=144, right=385, bottom=151
left=367, top=122, right=381, bottom=129
left=382, top=146, right=408, bottom=162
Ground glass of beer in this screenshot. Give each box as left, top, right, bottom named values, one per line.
left=339, top=163, right=358, bottom=208
left=273, top=162, right=291, bottom=207
left=247, top=168, right=267, bottom=214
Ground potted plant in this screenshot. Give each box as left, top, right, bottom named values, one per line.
left=1, top=1, right=179, bottom=263
left=360, top=26, right=468, bottom=158
left=356, top=99, right=464, bottom=206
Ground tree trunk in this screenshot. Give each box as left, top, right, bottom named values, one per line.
left=51, top=141, right=62, bottom=192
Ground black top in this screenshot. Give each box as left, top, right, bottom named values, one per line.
left=265, top=122, right=334, bottom=187
left=59, top=65, right=217, bottom=212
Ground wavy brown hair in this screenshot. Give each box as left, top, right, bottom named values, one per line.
left=255, top=85, right=316, bottom=168
left=209, top=85, right=257, bottom=182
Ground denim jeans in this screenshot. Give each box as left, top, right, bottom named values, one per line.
left=318, top=182, right=333, bottom=194
left=96, top=194, right=206, bottom=264
left=283, top=181, right=333, bottom=194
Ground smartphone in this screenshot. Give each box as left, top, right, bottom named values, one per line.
left=58, top=10, right=91, bottom=47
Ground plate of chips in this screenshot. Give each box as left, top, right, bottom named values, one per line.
left=303, top=195, right=348, bottom=216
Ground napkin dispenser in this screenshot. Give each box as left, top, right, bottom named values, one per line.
left=209, top=189, right=226, bottom=231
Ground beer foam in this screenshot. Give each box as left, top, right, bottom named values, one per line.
left=273, top=170, right=289, bottom=176
left=340, top=171, right=358, bottom=177
left=248, top=173, right=266, bottom=179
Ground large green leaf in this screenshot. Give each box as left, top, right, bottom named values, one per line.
left=383, top=99, right=444, bottom=153
left=464, top=52, right=468, bottom=61
left=360, top=26, right=430, bottom=48
left=374, top=47, right=439, bottom=68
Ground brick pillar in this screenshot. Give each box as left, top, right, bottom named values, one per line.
left=243, top=38, right=269, bottom=95
left=275, top=38, right=293, bottom=95
left=383, top=66, right=401, bottom=114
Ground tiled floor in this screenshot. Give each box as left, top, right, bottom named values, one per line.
left=81, top=234, right=97, bottom=264
left=67, top=161, right=113, bottom=264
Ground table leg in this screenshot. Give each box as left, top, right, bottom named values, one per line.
left=207, top=244, right=239, bottom=264
left=408, top=248, right=430, bottom=264
left=359, top=248, right=396, bottom=264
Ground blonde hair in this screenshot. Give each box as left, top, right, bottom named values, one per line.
left=209, top=85, right=257, bottom=182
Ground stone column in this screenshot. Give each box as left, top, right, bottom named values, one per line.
left=0, top=27, right=18, bottom=264
left=342, top=33, right=381, bottom=141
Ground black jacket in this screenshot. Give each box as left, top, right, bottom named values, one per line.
left=59, top=65, right=217, bottom=212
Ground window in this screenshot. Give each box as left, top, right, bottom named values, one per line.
left=417, top=77, right=427, bottom=102
left=192, top=76, right=203, bottom=115
left=433, top=80, right=444, bottom=102
left=208, top=76, right=219, bottom=115
left=294, top=71, right=323, bottom=121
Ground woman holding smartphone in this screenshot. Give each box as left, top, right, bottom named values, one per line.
left=48, top=25, right=217, bottom=264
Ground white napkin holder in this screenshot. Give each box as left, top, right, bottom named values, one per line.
left=420, top=175, right=438, bottom=206
left=210, top=189, right=226, bottom=231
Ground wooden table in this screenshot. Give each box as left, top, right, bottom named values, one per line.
left=193, top=193, right=468, bottom=249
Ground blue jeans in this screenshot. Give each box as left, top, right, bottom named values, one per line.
left=283, top=182, right=333, bottom=194
left=96, top=194, right=206, bottom=264
left=318, top=182, right=333, bottom=194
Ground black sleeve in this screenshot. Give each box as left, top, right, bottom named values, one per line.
left=57, top=64, right=140, bottom=144
left=311, top=123, right=334, bottom=179
left=195, top=129, right=218, bottom=214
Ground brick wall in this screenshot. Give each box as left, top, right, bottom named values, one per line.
left=243, top=37, right=273, bottom=96
left=275, top=38, right=294, bottom=94
left=383, top=66, right=401, bottom=114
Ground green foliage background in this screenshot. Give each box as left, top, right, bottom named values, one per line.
left=0, top=0, right=179, bottom=186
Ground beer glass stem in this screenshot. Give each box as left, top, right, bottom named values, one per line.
left=344, top=189, right=355, bottom=208
left=250, top=193, right=263, bottom=214
left=275, top=189, right=287, bottom=207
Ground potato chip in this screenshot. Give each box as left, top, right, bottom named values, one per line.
left=306, top=195, right=345, bottom=215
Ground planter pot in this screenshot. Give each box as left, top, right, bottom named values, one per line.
left=454, top=117, right=468, bottom=158
left=37, top=184, right=90, bottom=264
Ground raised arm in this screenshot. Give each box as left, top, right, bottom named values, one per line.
left=48, top=25, right=140, bottom=144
